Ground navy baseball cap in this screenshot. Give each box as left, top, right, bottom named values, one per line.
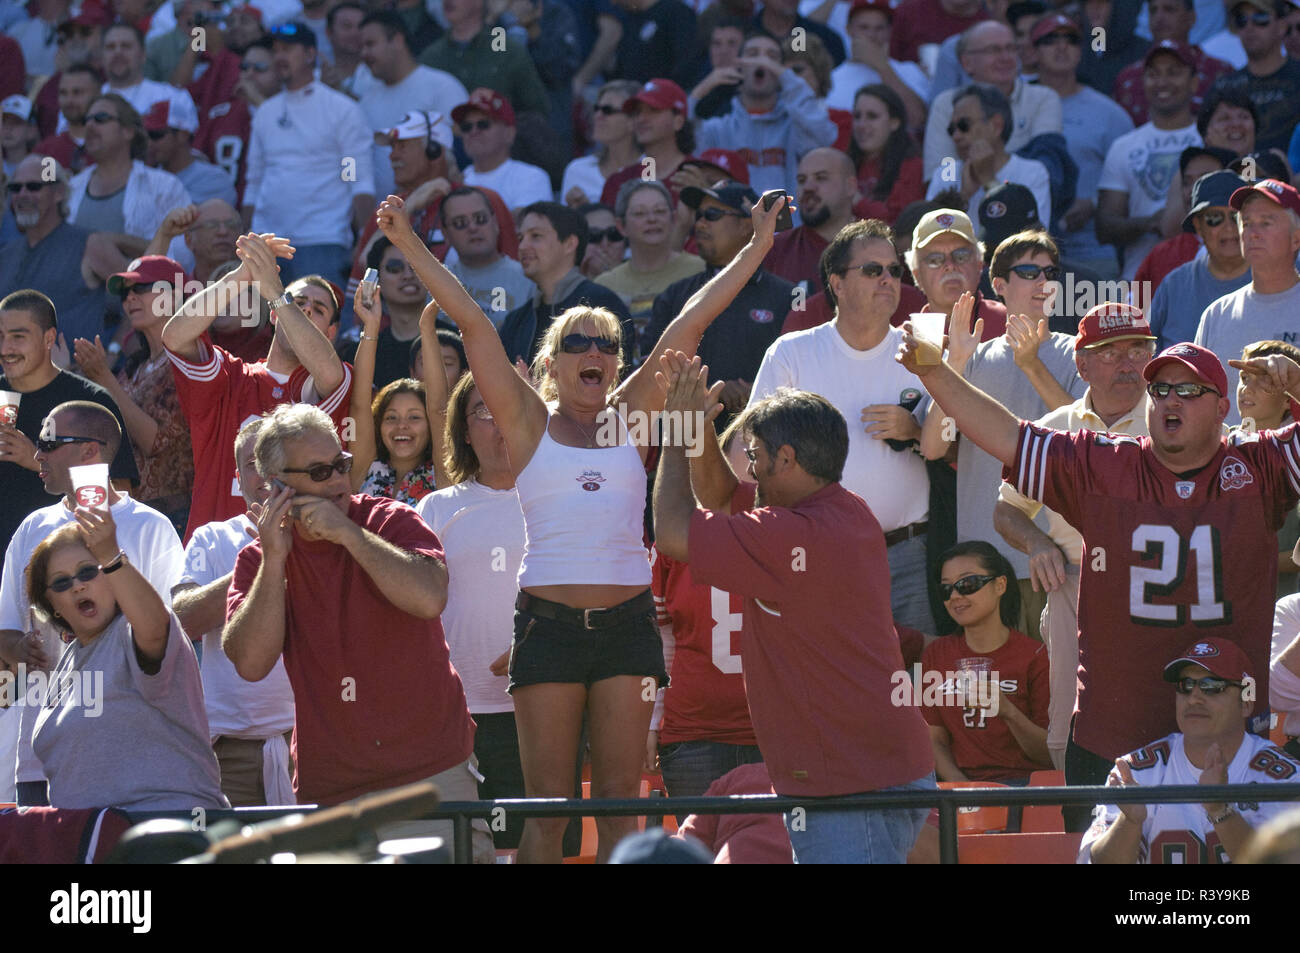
left=680, top=182, right=758, bottom=212
left=1182, top=171, right=1248, bottom=232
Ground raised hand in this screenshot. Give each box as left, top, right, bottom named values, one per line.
left=945, top=292, right=982, bottom=372
left=73, top=504, right=121, bottom=565
left=1005, top=312, right=1049, bottom=368
left=160, top=204, right=200, bottom=240
left=376, top=194, right=415, bottom=243
left=1108, top=758, right=1147, bottom=825
left=656, top=350, right=725, bottom=424
left=236, top=233, right=287, bottom=301
left=252, top=483, right=295, bottom=563
left=1229, top=353, right=1300, bottom=401
left=73, top=336, right=114, bottom=387
left=353, top=282, right=383, bottom=336
left=749, top=193, right=795, bottom=249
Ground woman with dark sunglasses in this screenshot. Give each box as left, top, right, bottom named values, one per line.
left=375, top=191, right=784, bottom=863
left=561, top=79, right=640, bottom=207
left=922, top=540, right=1051, bottom=785
left=25, top=511, right=227, bottom=812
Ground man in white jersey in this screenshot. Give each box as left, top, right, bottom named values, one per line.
left=1081, top=637, right=1300, bottom=863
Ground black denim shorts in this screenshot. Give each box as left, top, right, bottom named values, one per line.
left=507, top=592, right=669, bottom=693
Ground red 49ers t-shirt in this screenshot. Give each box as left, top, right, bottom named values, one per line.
left=1004, top=421, right=1300, bottom=759
left=168, top=339, right=353, bottom=541
left=654, top=483, right=757, bottom=747
left=920, top=630, right=1049, bottom=782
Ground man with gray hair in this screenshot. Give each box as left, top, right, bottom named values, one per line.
left=1195, top=179, right=1300, bottom=419
left=223, top=403, right=491, bottom=859
left=653, top=359, right=934, bottom=864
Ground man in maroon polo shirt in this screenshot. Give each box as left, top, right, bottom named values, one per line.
left=653, top=361, right=934, bottom=863
left=224, top=402, right=491, bottom=860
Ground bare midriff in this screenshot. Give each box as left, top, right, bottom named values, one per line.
left=524, top=583, right=649, bottom=610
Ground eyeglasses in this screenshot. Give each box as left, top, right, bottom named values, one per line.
left=1146, top=381, right=1220, bottom=399
left=593, top=104, right=623, bottom=116
left=382, top=258, right=412, bottom=274
left=560, top=333, right=619, bottom=355
left=1035, top=32, right=1080, bottom=47
left=967, top=42, right=1016, bottom=56
left=1233, top=10, right=1273, bottom=28
left=1200, top=210, right=1232, bottom=228
left=1088, top=342, right=1155, bottom=365
left=240, top=61, right=271, bottom=72
left=459, top=119, right=493, bottom=134
left=85, top=111, right=119, bottom=126
left=845, top=261, right=902, bottom=279
left=447, top=210, right=491, bottom=230
left=939, top=573, right=998, bottom=600
left=48, top=565, right=102, bottom=593
left=36, top=435, right=108, bottom=453
left=590, top=226, right=623, bottom=244
left=946, top=117, right=975, bottom=137
left=281, top=452, right=353, bottom=482
left=146, top=128, right=169, bottom=140
left=696, top=207, right=746, bottom=222
left=468, top=405, right=494, bottom=421
left=1007, top=263, right=1062, bottom=281
left=1174, top=676, right=1244, bottom=695
left=921, top=247, right=976, bottom=269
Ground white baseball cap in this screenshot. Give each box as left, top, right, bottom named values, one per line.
left=1, top=95, right=33, bottom=122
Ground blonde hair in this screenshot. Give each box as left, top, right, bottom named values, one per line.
left=530, top=306, right=625, bottom=403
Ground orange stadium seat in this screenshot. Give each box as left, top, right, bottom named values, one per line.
left=1020, top=770, right=1066, bottom=833
left=938, top=781, right=1010, bottom=834
left=958, top=832, right=1084, bottom=864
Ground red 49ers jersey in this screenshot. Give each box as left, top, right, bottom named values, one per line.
left=653, top=483, right=758, bottom=746
left=1004, top=422, right=1300, bottom=759
left=194, top=98, right=252, bottom=205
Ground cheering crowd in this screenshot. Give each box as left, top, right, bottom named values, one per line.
left=2, top=0, right=1300, bottom=865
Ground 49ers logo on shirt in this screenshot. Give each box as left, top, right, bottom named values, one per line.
left=577, top=470, right=606, bottom=491
left=749, top=309, right=775, bottom=324
left=1219, top=456, right=1253, bottom=492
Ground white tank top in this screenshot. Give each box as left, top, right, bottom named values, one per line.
left=515, top=408, right=652, bottom=589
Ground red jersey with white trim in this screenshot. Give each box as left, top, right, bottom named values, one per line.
left=920, top=630, right=1049, bottom=782
left=194, top=98, right=252, bottom=205
left=168, top=339, right=353, bottom=541
left=1079, top=732, right=1300, bottom=863
left=1003, top=422, right=1300, bottom=758
left=653, top=483, right=757, bottom=747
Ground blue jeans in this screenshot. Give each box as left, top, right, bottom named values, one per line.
left=658, top=740, right=764, bottom=804
left=887, top=533, right=935, bottom=634
left=784, top=772, right=936, bottom=864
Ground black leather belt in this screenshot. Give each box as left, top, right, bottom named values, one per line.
left=516, top=590, right=653, bottom=630
left=883, top=520, right=928, bottom=547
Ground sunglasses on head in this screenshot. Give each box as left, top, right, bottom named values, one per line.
left=85, top=111, right=118, bottom=125
left=1233, top=10, right=1273, bottom=27
left=593, top=104, right=623, bottom=116
left=1174, top=676, right=1244, bottom=695
left=1008, top=264, right=1062, bottom=281
left=696, top=207, right=745, bottom=222
left=447, top=211, right=491, bottom=230
left=922, top=247, right=976, bottom=269
left=36, top=435, right=108, bottom=453
left=560, top=333, right=619, bottom=355
left=946, top=117, right=975, bottom=137
left=845, top=261, right=902, bottom=279
left=459, top=119, right=493, bottom=134
left=281, top=451, right=353, bottom=482
left=48, top=564, right=102, bottom=593
left=939, top=573, right=998, bottom=600
left=1147, top=381, right=1219, bottom=399
left=6, top=181, right=49, bottom=194
left=590, top=226, right=623, bottom=243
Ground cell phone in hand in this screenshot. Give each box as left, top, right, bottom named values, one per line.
left=761, top=190, right=793, bottom=231
left=360, top=268, right=379, bottom=308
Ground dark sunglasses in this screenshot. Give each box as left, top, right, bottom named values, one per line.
left=590, top=226, right=623, bottom=243
left=6, top=182, right=50, bottom=194
left=146, top=128, right=169, bottom=140
left=939, top=573, right=998, bottom=600
left=119, top=282, right=155, bottom=299
left=1200, top=210, right=1231, bottom=227
left=447, top=211, right=491, bottom=230
left=1008, top=264, right=1062, bottom=281
left=382, top=258, right=411, bottom=274
left=846, top=261, right=902, bottom=279
left=946, top=117, right=975, bottom=137
left=1233, top=10, right=1273, bottom=27
left=240, top=61, right=271, bottom=72
left=459, top=119, right=493, bottom=134
left=696, top=207, right=746, bottom=222
left=593, top=104, right=623, bottom=116
left=1174, top=676, right=1244, bottom=695
left=36, top=435, right=108, bottom=453
left=560, top=333, right=619, bottom=355
left=48, top=564, right=102, bottom=593
left=281, top=451, right=354, bottom=482
left=1146, top=381, right=1219, bottom=400
left=85, top=111, right=118, bottom=125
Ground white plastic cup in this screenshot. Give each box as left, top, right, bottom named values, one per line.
left=0, top=390, right=19, bottom=425
left=909, top=312, right=947, bottom=365
left=69, top=463, right=110, bottom=512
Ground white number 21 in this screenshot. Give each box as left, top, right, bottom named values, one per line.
left=1130, top=524, right=1229, bottom=625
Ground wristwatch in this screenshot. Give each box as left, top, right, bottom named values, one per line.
left=1206, top=805, right=1238, bottom=825
left=269, top=290, right=293, bottom=312
left=101, top=551, right=129, bottom=574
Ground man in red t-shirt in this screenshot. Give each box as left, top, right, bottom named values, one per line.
left=224, top=402, right=491, bottom=860
left=193, top=40, right=282, bottom=207
left=654, top=357, right=934, bottom=863
left=162, top=232, right=352, bottom=541
left=763, top=148, right=859, bottom=292
left=899, top=332, right=1300, bottom=829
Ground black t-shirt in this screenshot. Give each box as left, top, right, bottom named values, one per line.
left=1209, top=59, right=1300, bottom=153
left=0, top=369, right=139, bottom=551
left=614, top=0, right=703, bottom=88
left=337, top=328, right=418, bottom=394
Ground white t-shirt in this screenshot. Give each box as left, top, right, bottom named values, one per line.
left=360, top=65, right=468, bottom=199
left=103, top=79, right=189, bottom=118
left=561, top=154, right=607, bottom=206
left=826, top=60, right=930, bottom=112
left=1098, top=121, right=1202, bottom=279
left=178, top=513, right=295, bottom=739
left=925, top=152, right=1053, bottom=233
left=417, top=481, right=524, bottom=713
left=464, top=158, right=554, bottom=213
left=748, top=322, right=930, bottom=532
left=0, top=494, right=185, bottom=785
left=1271, top=593, right=1300, bottom=737
left=1079, top=731, right=1300, bottom=863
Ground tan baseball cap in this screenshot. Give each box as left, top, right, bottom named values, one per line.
left=912, top=208, right=978, bottom=252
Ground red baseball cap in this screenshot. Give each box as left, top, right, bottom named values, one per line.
left=1144, top=38, right=1197, bottom=70
left=1030, top=13, right=1080, bottom=44
left=622, top=79, right=688, bottom=116
left=683, top=148, right=751, bottom=186
left=1229, top=178, right=1300, bottom=216
left=1142, top=342, right=1229, bottom=396
left=848, top=0, right=892, bottom=21
left=1162, top=637, right=1253, bottom=685
left=1074, top=302, right=1156, bottom=352
left=58, top=7, right=112, bottom=30
left=451, top=88, right=515, bottom=127
left=143, top=95, right=199, bottom=134
left=107, top=256, right=189, bottom=296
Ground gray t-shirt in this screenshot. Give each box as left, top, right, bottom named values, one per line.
left=1195, top=281, right=1300, bottom=423
left=32, top=611, right=227, bottom=811
left=177, top=156, right=237, bottom=206
left=958, top=333, right=1087, bottom=579
left=1056, top=87, right=1134, bottom=268
left=1149, top=254, right=1251, bottom=351
left=446, top=256, right=536, bottom=330
left=72, top=185, right=127, bottom=235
